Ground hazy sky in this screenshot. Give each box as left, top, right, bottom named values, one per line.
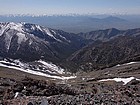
left=0, top=0, right=140, bottom=15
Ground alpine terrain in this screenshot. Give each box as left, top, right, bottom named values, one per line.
left=0, top=22, right=140, bottom=105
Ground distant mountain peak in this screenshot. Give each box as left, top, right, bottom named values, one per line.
left=103, top=16, right=127, bottom=22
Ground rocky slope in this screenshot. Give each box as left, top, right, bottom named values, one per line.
left=68, top=35, right=140, bottom=71
left=1, top=68, right=140, bottom=105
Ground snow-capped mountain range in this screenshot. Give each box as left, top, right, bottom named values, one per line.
left=0, top=22, right=69, bottom=48
left=0, top=22, right=87, bottom=62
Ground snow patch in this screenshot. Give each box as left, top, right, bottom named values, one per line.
left=0, top=23, right=7, bottom=36
left=124, top=62, right=138, bottom=65
left=8, top=22, right=24, bottom=32
left=14, top=92, right=19, bottom=98
left=0, top=28, right=5, bottom=36
left=0, top=59, right=76, bottom=80
left=51, top=30, right=56, bottom=34
left=116, top=64, right=121, bottom=67
left=38, top=60, right=64, bottom=74
left=4, top=32, right=13, bottom=50
left=99, top=77, right=140, bottom=85
left=44, top=28, right=54, bottom=37
left=58, top=33, right=71, bottom=43
left=29, top=39, right=33, bottom=45
left=36, top=25, right=43, bottom=31
left=116, top=62, right=139, bottom=67
left=16, top=33, right=27, bottom=44
left=44, top=28, right=62, bottom=42
left=0, top=22, right=24, bottom=34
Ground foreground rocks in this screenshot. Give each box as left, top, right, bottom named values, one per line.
left=0, top=77, right=140, bottom=105
left=47, top=79, right=140, bottom=105
left=0, top=77, right=77, bottom=105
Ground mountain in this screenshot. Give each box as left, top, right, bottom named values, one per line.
left=1, top=23, right=140, bottom=72
left=78, top=28, right=140, bottom=41
left=67, top=35, right=140, bottom=72
left=0, top=22, right=88, bottom=62
left=0, top=22, right=140, bottom=105
left=1, top=15, right=140, bottom=33
left=102, top=16, right=127, bottom=22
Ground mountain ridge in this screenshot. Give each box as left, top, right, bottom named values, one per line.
left=78, top=27, right=140, bottom=41
left=0, top=22, right=88, bottom=62
left=67, top=35, right=140, bottom=72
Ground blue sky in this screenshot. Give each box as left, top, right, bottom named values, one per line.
left=0, top=0, right=140, bottom=15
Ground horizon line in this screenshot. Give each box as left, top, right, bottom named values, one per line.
left=0, top=12, right=140, bottom=17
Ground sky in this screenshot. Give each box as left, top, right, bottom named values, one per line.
left=0, top=0, right=140, bottom=15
